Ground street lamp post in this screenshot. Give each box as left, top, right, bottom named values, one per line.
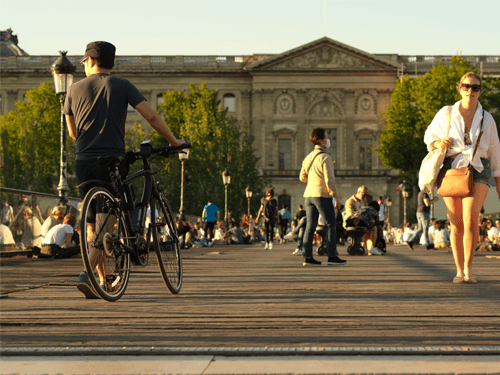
left=401, top=181, right=410, bottom=224
left=51, top=51, right=76, bottom=206
left=386, top=196, right=392, bottom=227
left=178, top=148, right=190, bottom=215
left=222, top=168, right=231, bottom=232
left=245, top=186, right=252, bottom=217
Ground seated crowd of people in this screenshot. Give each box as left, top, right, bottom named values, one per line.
left=0, top=201, right=80, bottom=258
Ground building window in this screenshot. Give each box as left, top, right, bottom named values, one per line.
left=326, top=129, right=337, bottom=164
left=359, top=138, right=372, bottom=170
left=278, top=194, right=291, bottom=212
left=278, top=139, right=292, bottom=170
left=223, top=93, right=235, bottom=113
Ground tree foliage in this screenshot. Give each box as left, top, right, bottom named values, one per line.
left=0, top=83, right=76, bottom=194
left=126, top=83, right=266, bottom=220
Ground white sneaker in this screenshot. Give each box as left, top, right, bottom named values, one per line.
left=269, top=243, right=273, bottom=250
left=292, top=248, right=302, bottom=256
left=264, top=243, right=269, bottom=250
left=369, top=247, right=383, bottom=255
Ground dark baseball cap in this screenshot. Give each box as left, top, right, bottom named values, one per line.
left=80, top=41, right=116, bottom=64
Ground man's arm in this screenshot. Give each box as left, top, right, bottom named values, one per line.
left=202, top=209, right=207, bottom=222
left=66, top=115, right=77, bottom=140
left=64, top=233, right=72, bottom=248
left=135, top=101, right=183, bottom=146
left=423, top=196, right=439, bottom=207
left=216, top=211, right=220, bottom=222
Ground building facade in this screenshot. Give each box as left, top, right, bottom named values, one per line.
left=2, top=34, right=500, bottom=224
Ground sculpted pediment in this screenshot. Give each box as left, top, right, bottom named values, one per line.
left=246, top=37, right=398, bottom=71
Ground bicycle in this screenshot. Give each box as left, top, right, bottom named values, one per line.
left=78, top=140, right=191, bottom=302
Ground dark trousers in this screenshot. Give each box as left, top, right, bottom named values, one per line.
left=264, top=220, right=275, bottom=244
left=279, top=219, right=289, bottom=239
left=75, top=158, right=129, bottom=223
left=303, top=197, right=338, bottom=258
left=203, top=221, right=216, bottom=242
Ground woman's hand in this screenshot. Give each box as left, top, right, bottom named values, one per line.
left=334, top=199, right=341, bottom=210
left=434, top=137, right=453, bottom=150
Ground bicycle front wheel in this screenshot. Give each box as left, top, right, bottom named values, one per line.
left=80, top=186, right=131, bottom=302
left=151, top=193, right=182, bottom=294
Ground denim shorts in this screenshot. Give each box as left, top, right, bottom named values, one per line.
left=442, top=157, right=491, bottom=188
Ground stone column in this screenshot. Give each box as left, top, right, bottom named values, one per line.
left=295, top=89, right=307, bottom=168
left=261, top=89, right=275, bottom=169
left=344, top=90, right=356, bottom=170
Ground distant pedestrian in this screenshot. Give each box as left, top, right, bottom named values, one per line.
left=202, top=200, right=219, bottom=242
left=406, top=191, right=439, bottom=250
left=256, top=188, right=278, bottom=250
left=377, top=196, right=388, bottom=227
left=278, top=205, right=292, bottom=244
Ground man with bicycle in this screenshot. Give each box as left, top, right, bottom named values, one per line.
left=64, top=41, right=184, bottom=299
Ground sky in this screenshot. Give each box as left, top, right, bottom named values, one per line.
left=1, top=0, right=499, bottom=57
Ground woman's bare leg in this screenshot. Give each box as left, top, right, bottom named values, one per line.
left=443, top=196, right=465, bottom=277
left=461, top=183, right=489, bottom=278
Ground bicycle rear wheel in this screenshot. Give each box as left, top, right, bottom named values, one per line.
left=80, top=187, right=131, bottom=302
left=151, top=192, right=182, bottom=294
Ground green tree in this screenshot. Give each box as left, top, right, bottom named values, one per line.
left=127, top=83, right=267, bottom=220
left=482, top=76, right=500, bottom=130
left=377, top=57, right=475, bottom=189
left=0, top=83, right=77, bottom=194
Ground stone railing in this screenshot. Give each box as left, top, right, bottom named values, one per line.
left=263, top=169, right=390, bottom=178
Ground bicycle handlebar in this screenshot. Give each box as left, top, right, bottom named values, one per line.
left=126, top=140, right=192, bottom=165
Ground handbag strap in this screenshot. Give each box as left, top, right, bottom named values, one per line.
left=445, top=105, right=453, bottom=136
left=307, top=150, right=326, bottom=174
left=469, top=109, right=485, bottom=166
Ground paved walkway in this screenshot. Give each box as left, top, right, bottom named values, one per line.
left=1, top=241, right=500, bottom=374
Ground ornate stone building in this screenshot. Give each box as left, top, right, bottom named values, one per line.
left=2, top=33, right=499, bottom=223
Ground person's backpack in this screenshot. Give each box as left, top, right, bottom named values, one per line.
left=264, top=199, right=276, bottom=220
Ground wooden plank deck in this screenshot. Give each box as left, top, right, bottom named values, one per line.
left=1, top=242, right=500, bottom=348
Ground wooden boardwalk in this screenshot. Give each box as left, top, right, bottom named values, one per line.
left=1, top=242, right=500, bottom=349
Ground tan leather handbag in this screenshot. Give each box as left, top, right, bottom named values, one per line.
left=437, top=110, right=484, bottom=198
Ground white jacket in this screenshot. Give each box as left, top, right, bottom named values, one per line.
left=424, top=101, right=500, bottom=177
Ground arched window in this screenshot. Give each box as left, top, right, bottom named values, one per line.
left=223, top=93, right=235, bottom=113
left=278, top=194, right=291, bottom=212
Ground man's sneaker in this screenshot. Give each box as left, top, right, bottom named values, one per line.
left=77, top=271, right=99, bottom=299
left=406, top=241, right=414, bottom=250
left=327, top=257, right=347, bottom=266
left=303, top=257, right=322, bottom=266
left=103, top=233, right=115, bottom=256
left=269, top=243, right=273, bottom=250
left=292, top=248, right=303, bottom=256
left=369, top=247, right=383, bottom=255
left=264, top=243, right=269, bottom=250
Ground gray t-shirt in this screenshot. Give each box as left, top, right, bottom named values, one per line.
left=63, top=73, right=146, bottom=158
left=417, top=191, right=430, bottom=214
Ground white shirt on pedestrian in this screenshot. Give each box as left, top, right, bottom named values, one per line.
left=42, top=224, right=73, bottom=247
left=424, top=101, right=500, bottom=176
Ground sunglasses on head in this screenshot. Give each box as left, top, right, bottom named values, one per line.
left=461, top=83, right=481, bottom=92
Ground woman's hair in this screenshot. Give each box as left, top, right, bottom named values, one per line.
left=266, top=188, right=274, bottom=197
left=309, top=127, right=326, bottom=146
left=434, top=220, right=444, bottom=230
left=457, top=72, right=482, bottom=92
